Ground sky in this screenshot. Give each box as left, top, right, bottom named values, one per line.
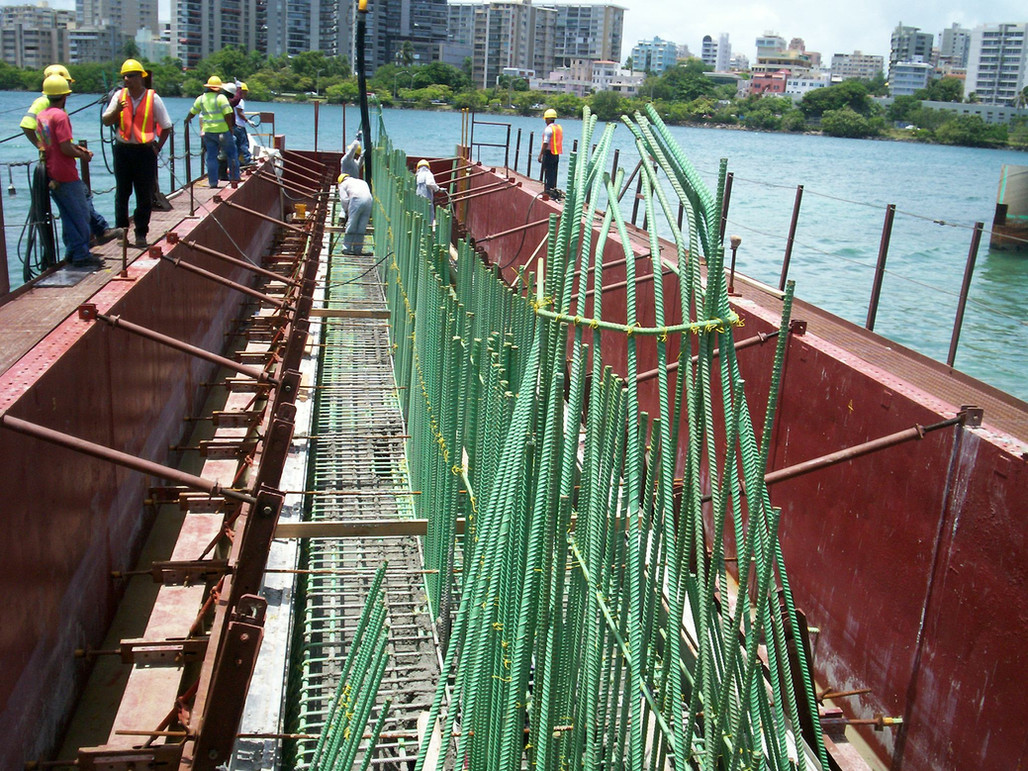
left=3, top=0, right=1025, bottom=66
left=618, top=0, right=1026, bottom=63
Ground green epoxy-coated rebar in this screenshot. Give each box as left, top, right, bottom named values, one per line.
left=349, top=109, right=830, bottom=771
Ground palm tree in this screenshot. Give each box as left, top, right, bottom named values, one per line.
left=399, top=41, right=415, bottom=68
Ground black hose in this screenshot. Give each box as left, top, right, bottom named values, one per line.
left=356, top=0, right=372, bottom=194
left=22, top=163, right=57, bottom=282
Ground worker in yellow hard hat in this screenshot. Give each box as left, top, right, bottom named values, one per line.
left=184, top=75, right=238, bottom=188
left=340, top=130, right=364, bottom=178
left=22, top=67, right=122, bottom=249
left=337, top=172, right=373, bottom=254
left=35, top=76, right=118, bottom=268
left=225, top=80, right=253, bottom=166
left=20, top=64, right=75, bottom=148
left=415, top=158, right=446, bottom=228
left=537, top=107, right=563, bottom=198
left=101, top=58, right=174, bottom=248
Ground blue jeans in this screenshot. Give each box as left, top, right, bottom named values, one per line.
left=203, top=131, right=239, bottom=187
left=87, top=192, right=110, bottom=239
left=50, top=179, right=92, bottom=264
left=233, top=125, right=252, bottom=165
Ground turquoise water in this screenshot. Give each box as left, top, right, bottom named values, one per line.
left=1, top=92, right=1026, bottom=400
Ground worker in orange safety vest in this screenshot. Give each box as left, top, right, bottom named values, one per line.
left=101, top=58, right=173, bottom=249
left=536, top=107, right=563, bottom=198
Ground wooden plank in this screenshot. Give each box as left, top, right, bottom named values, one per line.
left=309, top=307, right=391, bottom=319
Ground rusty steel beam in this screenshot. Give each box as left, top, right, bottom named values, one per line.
left=217, top=198, right=308, bottom=234
left=0, top=414, right=257, bottom=504
left=160, top=254, right=289, bottom=310
left=447, top=179, right=519, bottom=203
left=172, top=237, right=302, bottom=287
left=83, top=308, right=282, bottom=387
left=473, top=217, right=552, bottom=244
left=636, top=328, right=784, bottom=383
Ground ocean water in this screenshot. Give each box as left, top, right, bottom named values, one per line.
left=1, top=92, right=1025, bottom=400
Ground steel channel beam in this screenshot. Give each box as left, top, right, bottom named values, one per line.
left=176, top=238, right=302, bottom=287
left=160, top=254, right=289, bottom=310
left=218, top=198, right=309, bottom=234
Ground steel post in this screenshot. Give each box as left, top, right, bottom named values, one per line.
left=866, top=203, right=896, bottom=330
left=778, top=184, right=804, bottom=291
left=947, top=221, right=984, bottom=367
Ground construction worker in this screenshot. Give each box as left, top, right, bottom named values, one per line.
left=184, top=75, right=238, bottom=189
left=225, top=81, right=253, bottom=166
left=21, top=65, right=122, bottom=247
left=102, top=59, right=174, bottom=249
left=337, top=173, right=373, bottom=255
left=35, top=75, right=106, bottom=268
left=536, top=107, right=563, bottom=198
left=415, top=158, right=444, bottom=226
left=340, top=132, right=363, bottom=178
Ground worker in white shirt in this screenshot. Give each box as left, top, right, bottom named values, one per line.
left=337, top=172, right=373, bottom=254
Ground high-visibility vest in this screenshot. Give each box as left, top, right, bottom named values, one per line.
left=192, top=92, right=230, bottom=134
left=547, top=123, right=563, bottom=155
left=118, top=88, right=158, bottom=143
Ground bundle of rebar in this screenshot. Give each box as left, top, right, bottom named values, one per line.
left=331, top=105, right=829, bottom=770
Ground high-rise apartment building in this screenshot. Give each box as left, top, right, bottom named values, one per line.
left=364, top=0, right=448, bottom=72
left=830, top=51, right=884, bottom=82
left=632, top=36, right=677, bottom=74
left=265, top=0, right=349, bottom=58
left=547, top=3, right=623, bottom=70
left=890, top=23, right=933, bottom=78
left=700, top=33, right=730, bottom=72
left=448, top=1, right=622, bottom=89
left=171, top=0, right=265, bottom=70
left=938, top=23, right=971, bottom=68
left=965, top=22, right=1028, bottom=106
left=0, top=5, right=73, bottom=69
left=78, top=0, right=159, bottom=37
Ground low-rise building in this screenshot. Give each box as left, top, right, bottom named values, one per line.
left=631, top=36, right=677, bottom=75
left=830, top=51, right=884, bottom=82
left=889, top=59, right=933, bottom=96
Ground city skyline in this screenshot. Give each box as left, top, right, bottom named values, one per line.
left=620, top=0, right=1024, bottom=63
left=0, top=0, right=1024, bottom=68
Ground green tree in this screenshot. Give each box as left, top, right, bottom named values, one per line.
left=935, top=114, right=1006, bottom=147
left=820, top=106, right=880, bottom=138
left=123, top=39, right=140, bottom=58
left=549, top=93, right=584, bottom=117
left=325, top=79, right=360, bottom=104
left=782, top=109, right=807, bottom=132
left=590, top=90, right=623, bottom=121
left=887, top=95, right=920, bottom=123
left=398, top=41, right=415, bottom=67
left=915, top=76, right=963, bottom=103
left=800, top=80, right=873, bottom=117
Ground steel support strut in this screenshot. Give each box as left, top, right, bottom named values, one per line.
left=0, top=413, right=256, bottom=503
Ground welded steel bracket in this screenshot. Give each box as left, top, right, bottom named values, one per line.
left=149, top=559, right=230, bottom=585
left=960, top=405, right=983, bottom=427
left=77, top=742, right=182, bottom=770
left=227, top=487, right=286, bottom=606
left=119, top=637, right=209, bottom=665
left=187, top=594, right=266, bottom=768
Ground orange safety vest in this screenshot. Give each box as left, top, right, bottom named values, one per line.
left=118, top=88, right=159, bottom=143
left=548, top=123, right=563, bottom=155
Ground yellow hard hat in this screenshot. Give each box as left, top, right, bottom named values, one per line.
left=42, top=74, right=71, bottom=97
left=239, top=82, right=248, bottom=90
left=204, top=75, right=223, bottom=90
left=43, top=64, right=74, bottom=83
left=353, top=143, right=362, bottom=157
left=338, top=173, right=349, bottom=183
left=417, top=159, right=430, bottom=168
left=543, top=108, right=557, bottom=119
left=120, top=58, right=146, bottom=76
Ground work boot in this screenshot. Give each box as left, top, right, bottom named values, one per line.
left=95, top=227, right=126, bottom=245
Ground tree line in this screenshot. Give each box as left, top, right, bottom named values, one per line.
left=3, top=47, right=1024, bottom=149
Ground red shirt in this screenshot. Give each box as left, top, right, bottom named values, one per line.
left=36, top=107, right=79, bottom=183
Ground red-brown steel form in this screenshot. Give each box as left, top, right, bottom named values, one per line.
left=174, top=238, right=303, bottom=287
left=946, top=221, right=984, bottom=368
left=159, top=253, right=290, bottom=310
left=472, top=217, right=552, bottom=244
left=0, top=414, right=256, bottom=504
left=866, top=203, right=896, bottom=330
left=218, top=198, right=309, bottom=234
left=85, top=309, right=282, bottom=386
left=0, top=192, right=8, bottom=296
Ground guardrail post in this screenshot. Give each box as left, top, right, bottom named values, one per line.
left=779, top=184, right=804, bottom=290
left=947, top=221, right=984, bottom=368
left=866, top=203, right=896, bottom=331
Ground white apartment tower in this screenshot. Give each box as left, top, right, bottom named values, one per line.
left=965, top=23, right=1028, bottom=106
left=701, top=33, right=730, bottom=72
